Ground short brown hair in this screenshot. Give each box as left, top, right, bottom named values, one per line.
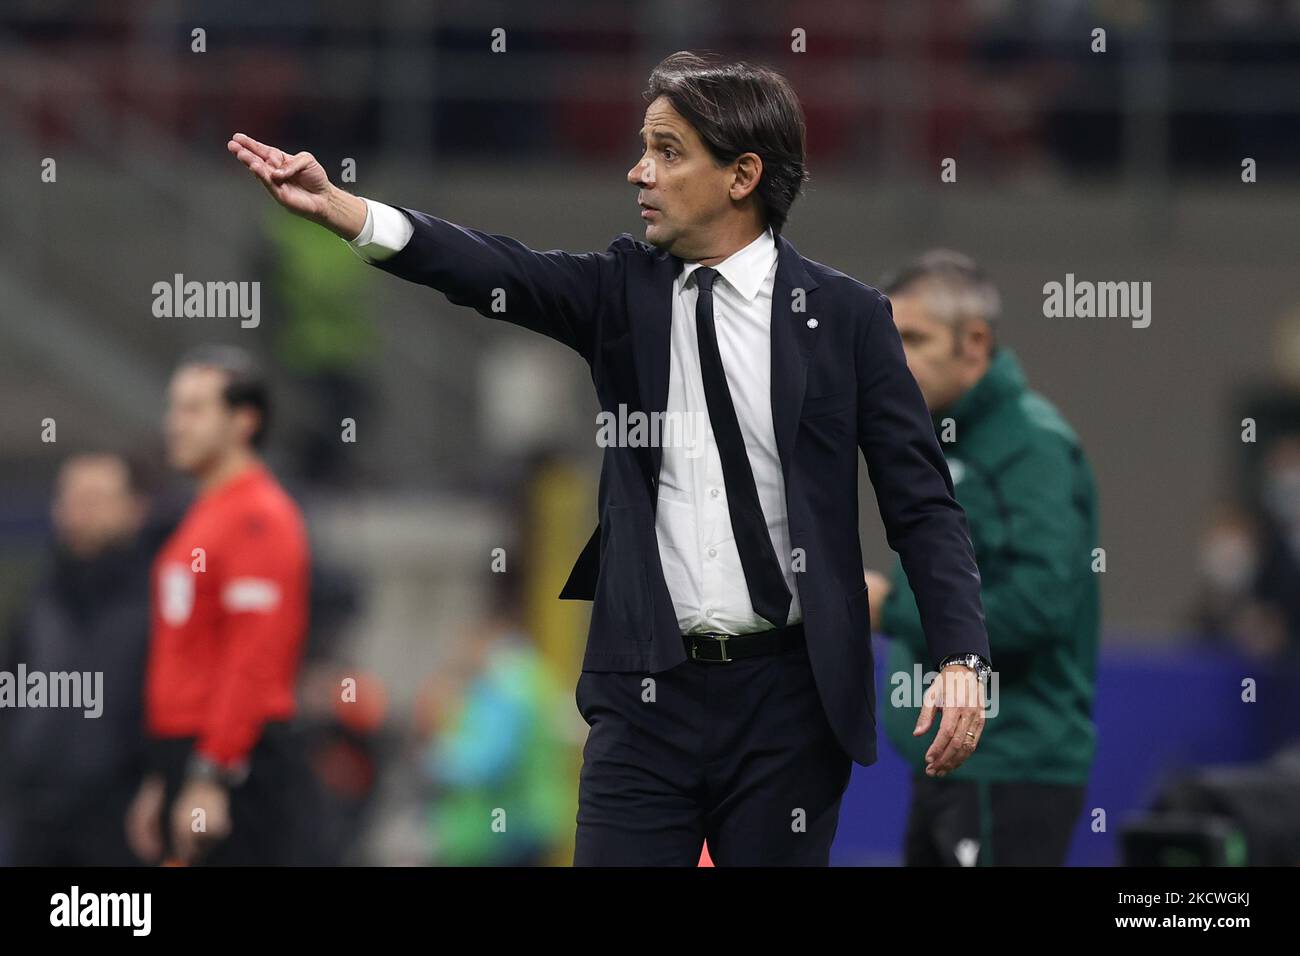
left=176, top=344, right=271, bottom=448
left=645, top=51, right=809, bottom=235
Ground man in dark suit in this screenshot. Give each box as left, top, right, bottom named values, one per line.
left=229, top=50, right=991, bottom=866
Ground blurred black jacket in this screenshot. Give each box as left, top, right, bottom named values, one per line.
left=1, top=535, right=154, bottom=830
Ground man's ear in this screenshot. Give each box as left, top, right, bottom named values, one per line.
left=232, top=406, right=261, bottom=447
left=730, top=152, right=764, bottom=202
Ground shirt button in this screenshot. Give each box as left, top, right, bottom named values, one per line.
left=710, top=488, right=721, bottom=499
left=703, top=608, right=714, bottom=618
left=707, top=547, right=717, bottom=558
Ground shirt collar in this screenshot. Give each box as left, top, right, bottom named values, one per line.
left=677, top=226, right=777, bottom=302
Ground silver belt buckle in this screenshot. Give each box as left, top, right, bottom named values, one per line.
left=691, top=632, right=731, bottom=663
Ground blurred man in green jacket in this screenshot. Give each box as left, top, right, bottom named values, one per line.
left=867, top=250, right=1099, bottom=866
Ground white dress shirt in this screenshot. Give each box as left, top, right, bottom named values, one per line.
left=348, top=201, right=802, bottom=635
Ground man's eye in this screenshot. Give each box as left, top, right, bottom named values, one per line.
left=663, top=148, right=676, bottom=160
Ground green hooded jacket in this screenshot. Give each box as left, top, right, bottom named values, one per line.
left=880, top=348, right=1099, bottom=784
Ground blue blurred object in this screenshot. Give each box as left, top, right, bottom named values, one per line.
left=832, top=636, right=1300, bottom=866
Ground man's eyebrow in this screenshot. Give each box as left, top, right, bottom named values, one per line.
left=638, top=127, right=684, bottom=146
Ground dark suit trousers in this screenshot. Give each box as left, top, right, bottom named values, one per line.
left=903, top=774, right=1086, bottom=866
left=573, top=642, right=853, bottom=866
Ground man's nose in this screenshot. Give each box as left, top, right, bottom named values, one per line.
left=628, top=155, right=656, bottom=186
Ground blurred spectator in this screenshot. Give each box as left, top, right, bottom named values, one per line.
left=1252, top=436, right=1300, bottom=656
left=1195, top=437, right=1300, bottom=660
left=416, top=612, right=571, bottom=866
left=0, top=452, right=157, bottom=866
left=1193, top=503, right=1274, bottom=652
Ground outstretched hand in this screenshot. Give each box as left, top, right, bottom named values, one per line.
left=226, top=133, right=367, bottom=239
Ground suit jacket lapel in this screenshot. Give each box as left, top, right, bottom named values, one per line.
left=627, top=233, right=819, bottom=484
left=770, top=233, right=819, bottom=477
left=628, top=245, right=680, bottom=482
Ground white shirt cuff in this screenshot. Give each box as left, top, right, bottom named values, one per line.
left=346, top=198, right=414, bottom=262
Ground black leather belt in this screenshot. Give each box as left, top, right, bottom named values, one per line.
left=683, top=622, right=805, bottom=663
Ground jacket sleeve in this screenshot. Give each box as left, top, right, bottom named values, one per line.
left=366, top=207, right=612, bottom=362
left=856, top=291, right=990, bottom=667
left=196, top=513, right=310, bottom=769
left=880, top=556, right=926, bottom=649
left=969, top=435, right=1092, bottom=654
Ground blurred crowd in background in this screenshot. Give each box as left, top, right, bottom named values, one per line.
left=3, top=0, right=1300, bottom=865
left=7, top=0, right=1300, bottom=177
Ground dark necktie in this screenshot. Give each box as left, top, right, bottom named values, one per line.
left=692, top=266, right=793, bottom=630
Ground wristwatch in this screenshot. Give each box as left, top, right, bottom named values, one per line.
left=185, top=752, right=249, bottom=788
left=938, top=652, right=992, bottom=684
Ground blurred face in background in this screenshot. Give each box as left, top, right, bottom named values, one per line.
left=165, top=364, right=255, bottom=476
left=52, top=455, right=144, bottom=558
left=627, top=96, right=761, bottom=259
left=1199, top=504, right=1258, bottom=596
left=1262, top=436, right=1300, bottom=528
left=891, top=289, right=993, bottom=413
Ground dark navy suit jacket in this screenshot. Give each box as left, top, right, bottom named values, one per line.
left=370, top=208, right=989, bottom=766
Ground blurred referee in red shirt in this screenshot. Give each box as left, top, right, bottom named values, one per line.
left=126, top=345, right=310, bottom=865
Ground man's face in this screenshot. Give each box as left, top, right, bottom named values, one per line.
left=627, top=96, right=736, bottom=257
left=164, top=365, right=247, bottom=474
left=891, top=293, right=987, bottom=413
left=52, top=455, right=144, bottom=558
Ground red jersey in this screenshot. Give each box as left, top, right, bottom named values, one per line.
left=146, top=462, right=310, bottom=769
